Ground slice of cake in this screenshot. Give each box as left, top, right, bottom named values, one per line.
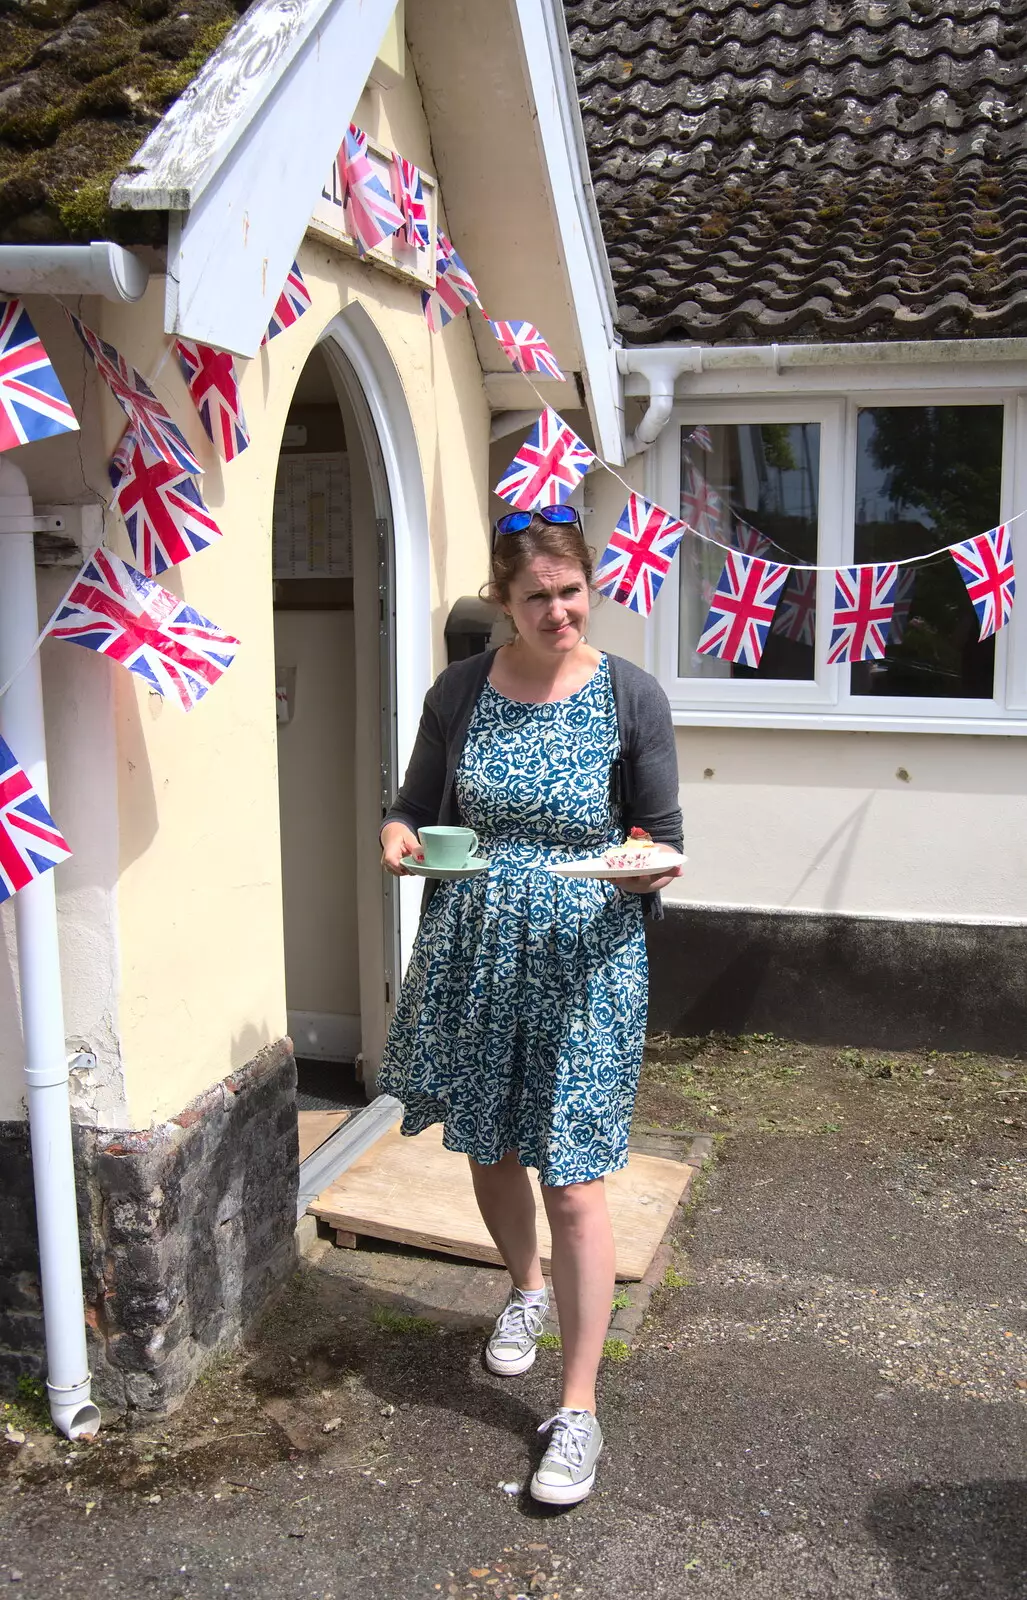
left=602, top=827, right=668, bottom=871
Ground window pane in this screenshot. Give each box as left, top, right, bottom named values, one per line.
left=851, top=406, right=1003, bottom=699
left=678, top=423, right=819, bottom=681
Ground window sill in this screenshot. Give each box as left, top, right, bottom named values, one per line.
left=668, top=705, right=1027, bottom=736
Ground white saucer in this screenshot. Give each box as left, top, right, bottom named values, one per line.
left=547, top=850, right=688, bottom=882
left=400, top=854, right=490, bottom=880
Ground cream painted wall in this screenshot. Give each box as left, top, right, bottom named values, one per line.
left=275, top=611, right=360, bottom=1017
left=110, top=239, right=487, bottom=1126
left=0, top=298, right=127, bottom=1125
left=0, top=35, right=492, bottom=1131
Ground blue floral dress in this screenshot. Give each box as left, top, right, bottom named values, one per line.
left=378, top=654, right=648, bottom=1186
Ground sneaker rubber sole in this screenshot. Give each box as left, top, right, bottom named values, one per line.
left=484, top=1342, right=538, bottom=1376
left=529, top=1463, right=597, bottom=1506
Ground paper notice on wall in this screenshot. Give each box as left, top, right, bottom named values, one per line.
left=272, top=452, right=352, bottom=578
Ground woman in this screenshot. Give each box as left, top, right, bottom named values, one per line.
left=379, top=506, right=683, bottom=1506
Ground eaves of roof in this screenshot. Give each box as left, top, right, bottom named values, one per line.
left=564, top=0, right=1027, bottom=346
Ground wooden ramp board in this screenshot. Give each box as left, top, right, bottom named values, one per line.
left=309, top=1122, right=692, bottom=1281
left=298, top=1109, right=352, bottom=1163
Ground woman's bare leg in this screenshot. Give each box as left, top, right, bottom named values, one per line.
left=541, top=1178, right=615, bottom=1414
left=469, top=1151, right=545, bottom=1292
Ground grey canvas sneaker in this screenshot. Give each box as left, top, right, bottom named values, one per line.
left=484, top=1287, right=550, bottom=1376
left=530, top=1408, right=604, bottom=1505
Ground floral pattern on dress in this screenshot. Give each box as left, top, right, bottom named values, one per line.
left=378, top=654, right=648, bottom=1186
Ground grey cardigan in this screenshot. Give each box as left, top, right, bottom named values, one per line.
left=382, top=650, right=683, bottom=919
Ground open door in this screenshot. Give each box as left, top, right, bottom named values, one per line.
left=273, top=342, right=399, bottom=1170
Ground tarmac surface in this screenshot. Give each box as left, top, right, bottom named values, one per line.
left=1, top=1044, right=1025, bottom=1599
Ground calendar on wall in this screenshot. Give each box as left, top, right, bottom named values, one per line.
left=272, top=452, right=352, bottom=578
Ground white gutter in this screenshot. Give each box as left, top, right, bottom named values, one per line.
left=617, top=337, right=1027, bottom=454
left=0, top=243, right=149, bottom=303
left=0, top=459, right=101, bottom=1442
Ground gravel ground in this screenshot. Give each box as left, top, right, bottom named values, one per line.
left=1, top=1038, right=1024, bottom=1599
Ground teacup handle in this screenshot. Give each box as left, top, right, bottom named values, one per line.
left=466, top=829, right=479, bottom=858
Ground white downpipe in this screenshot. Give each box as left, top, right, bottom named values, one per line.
left=0, top=459, right=100, bottom=1441
left=0, top=242, right=148, bottom=303
left=616, top=348, right=702, bottom=457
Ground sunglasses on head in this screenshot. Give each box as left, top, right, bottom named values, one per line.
left=492, top=504, right=581, bottom=549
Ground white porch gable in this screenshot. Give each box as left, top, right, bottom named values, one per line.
left=112, top=0, right=401, bottom=358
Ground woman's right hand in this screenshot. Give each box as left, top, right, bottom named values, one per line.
left=380, top=822, right=422, bottom=877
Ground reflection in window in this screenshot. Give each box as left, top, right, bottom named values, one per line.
left=852, top=407, right=1002, bottom=699
left=678, top=423, right=820, bottom=680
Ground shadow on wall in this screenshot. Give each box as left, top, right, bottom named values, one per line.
left=866, top=1479, right=1027, bottom=1599
left=783, top=793, right=873, bottom=913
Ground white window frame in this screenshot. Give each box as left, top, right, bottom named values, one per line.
left=649, top=377, right=1027, bottom=735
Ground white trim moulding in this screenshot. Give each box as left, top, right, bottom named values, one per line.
left=619, top=339, right=1027, bottom=454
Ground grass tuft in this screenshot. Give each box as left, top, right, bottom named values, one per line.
left=371, top=1305, right=437, bottom=1337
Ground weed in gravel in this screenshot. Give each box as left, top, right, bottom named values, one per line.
left=602, top=1338, right=631, bottom=1362
left=371, top=1306, right=437, bottom=1337
left=2, top=1376, right=49, bottom=1434
left=611, top=1289, right=631, bottom=1311
left=537, top=1332, right=562, bottom=1351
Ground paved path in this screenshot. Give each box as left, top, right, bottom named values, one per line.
left=1, top=1128, right=1024, bottom=1598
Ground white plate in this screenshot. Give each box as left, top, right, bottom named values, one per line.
left=546, top=850, right=688, bottom=882
left=400, top=854, right=490, bottom=881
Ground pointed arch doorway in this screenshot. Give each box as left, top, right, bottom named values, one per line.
left=273, top=305, right=430, bottom=1200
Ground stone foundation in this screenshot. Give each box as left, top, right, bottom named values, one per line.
left=0, top=1039, right=298, bottom=1415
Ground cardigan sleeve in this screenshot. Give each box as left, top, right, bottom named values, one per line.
left=623, top=674, right=684, bottom=854
left=380, top=680, right=447, bottom=837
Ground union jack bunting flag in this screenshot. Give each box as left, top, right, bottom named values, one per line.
left=49, top=547, right=239, bottom=712
left=0, top=737, right=72, bottom=906
left=687, top=425, right=714, bottom=453
left=70, top=315, right=201, bottom=475
left=174, top=339, right=249, bottom=461
left=594, top=493, right=686, bottom=617
left=422, top=231, right=481, bottom=333
left=950, top=524, right=1016, bottom=640
left=888, top=565, right=917, bottom=647
left=390, top=152, right=431, bottom=251
left=109, top=430, right=223, bottom=576
left=827, top=563, right=898, bottom=664
left=771, top=566, right=817, bottom=646
left=488, top=320, right=565, bottom=382
left=261, top=261, right=312, bottom=345
left=494, top=408, right=595, bottom=510
left=696, top=550, right=790, bottom=669
left=731, top=518, right=774, bottom=560
left=338, top=125, right=404, bottom=256
left=0, top=299, right=78, bottom=452
left=681, top=463, right=725, bottom=537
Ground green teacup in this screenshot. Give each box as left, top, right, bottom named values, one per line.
left=418, top=825, right=479, bottom=868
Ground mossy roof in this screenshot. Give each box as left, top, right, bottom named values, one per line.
left=565, top=0, right=1027, bottom=345
left=0, top=0, right=249, bottom=244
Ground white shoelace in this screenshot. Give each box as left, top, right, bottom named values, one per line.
left=493, top=1294, right=547, bottom=1344
left=537, top=1409, right=593, bottom=1468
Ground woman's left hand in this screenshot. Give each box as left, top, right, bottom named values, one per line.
left=617, top=865, right=684, bottom=895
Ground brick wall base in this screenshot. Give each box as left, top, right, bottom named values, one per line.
left=0, top=1038, right=298, bottom=1415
